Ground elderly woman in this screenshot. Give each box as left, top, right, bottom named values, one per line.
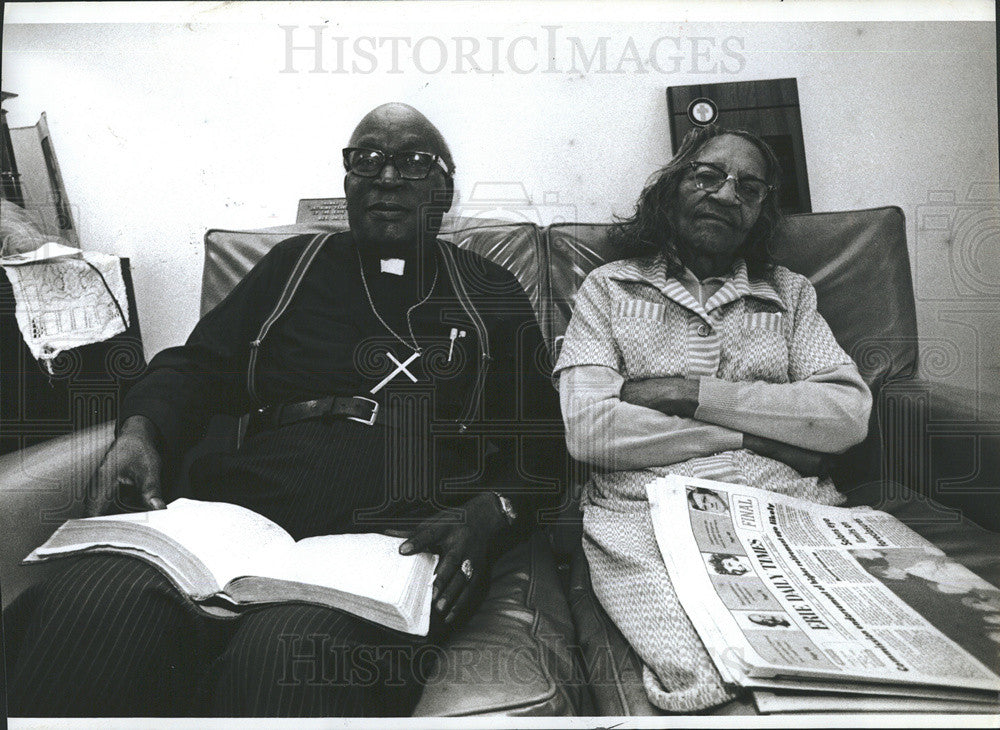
left=554, top=125, right=872, bottom=712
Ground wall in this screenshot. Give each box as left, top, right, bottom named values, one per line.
left=2, top=10, right=997, bottom=393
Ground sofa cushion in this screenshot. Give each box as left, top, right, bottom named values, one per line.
left=545, top=222, right=617, bottom=350
left=0, top=422, right=115, bottom=609
left=772, top=207, right=916, bottom=393
left=544, top=207, right=916, bottom=395
left=202, top=224, right=345, bottom=316
left=413, top=532, right=590, bottom=716
left=437, top=221, right=545, bottom=324
left=203, top=218, right=544, bottom=320
left=877, top=378, right=1000, bottom=528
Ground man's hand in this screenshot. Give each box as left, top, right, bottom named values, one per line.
left=389, top=493, right=507, bottom=625
left=620, top=376, right=700, bottom=418
left=743, top=433, right=832, bottom=477
left=86, top=415, right=166, bottom=517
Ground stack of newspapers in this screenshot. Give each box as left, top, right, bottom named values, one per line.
left=646, top=475, right=1000, bottom=714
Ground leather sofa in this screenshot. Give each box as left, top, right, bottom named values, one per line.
left=2, top=206, right=998, bottom=716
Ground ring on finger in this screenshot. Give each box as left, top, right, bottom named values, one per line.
left=460, top=558, right=474, bottom=580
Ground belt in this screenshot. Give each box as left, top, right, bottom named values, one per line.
left=251, top=395, right=381, bottom=431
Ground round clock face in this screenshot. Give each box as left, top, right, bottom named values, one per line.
left=688, top=97, right=718, bottom=126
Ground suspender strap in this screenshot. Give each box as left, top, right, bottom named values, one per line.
left=246, top=232, right=331, bottom=406
left=439, top=243, right=491, bottom=362
left=438, top=242, right=491, bottom=427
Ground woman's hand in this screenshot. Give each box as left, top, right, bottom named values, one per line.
left=620, top=376, right=700, bottom=418
left=743, top=433, right=832, bottom=477
left=620, top=377, right=831, bottom=476
left=389, top=493, right=507, bottom=624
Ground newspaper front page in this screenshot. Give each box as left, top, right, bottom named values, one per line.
left=646, top=476, right=1000, bottom=700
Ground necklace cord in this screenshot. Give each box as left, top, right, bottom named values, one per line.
left=356, top=246, right=439, bottom=353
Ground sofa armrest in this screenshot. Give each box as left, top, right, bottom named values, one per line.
left=0, top=422, right=113, bottom=609
left=876, top=378, right=1000, bottom=531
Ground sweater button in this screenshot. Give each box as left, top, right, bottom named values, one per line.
left=697, top=323, right=711, bottom=337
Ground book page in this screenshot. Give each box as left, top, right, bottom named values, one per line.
left=248, top=533, right=437, bottom=605
left=32, top=499, right=296, bottom=588
left=146, top=499, right=296, bottom=585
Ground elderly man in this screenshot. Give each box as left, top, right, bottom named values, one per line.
left=10, top=103, right=562, bottom=717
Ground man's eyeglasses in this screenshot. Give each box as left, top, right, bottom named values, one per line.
left=687, top=161, right=772, bottom=206
left=343, top=147, right=452, bottom=180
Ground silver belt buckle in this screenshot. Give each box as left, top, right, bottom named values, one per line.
left=347, top=396, right=379, bottom=426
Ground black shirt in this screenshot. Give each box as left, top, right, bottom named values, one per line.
left=120, top=232, right=563, bottom=539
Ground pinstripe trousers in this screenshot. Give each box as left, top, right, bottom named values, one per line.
left=9, top=554, right=428, bottom=717
left=10, top=398, right=463, bottom=717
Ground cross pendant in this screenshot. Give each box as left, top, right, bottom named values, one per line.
left=369, top=350, right=420, bottom=394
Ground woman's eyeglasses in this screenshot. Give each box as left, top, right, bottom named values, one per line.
left=343, top=147, right=452, bottom=180
left=688, top=161, right=772, bottom=206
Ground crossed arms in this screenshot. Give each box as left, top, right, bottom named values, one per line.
left=556, top=270, right=873, bottom=475
left=559, top=363, right=871, bottom=475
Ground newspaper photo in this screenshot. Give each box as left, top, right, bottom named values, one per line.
left=646, top=475, right=1000, bottom=699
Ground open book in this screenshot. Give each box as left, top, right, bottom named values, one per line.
left=24, top=498, right=438, bottom=636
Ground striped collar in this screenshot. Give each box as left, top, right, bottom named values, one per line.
left=606, top=254, right=787, bottom=318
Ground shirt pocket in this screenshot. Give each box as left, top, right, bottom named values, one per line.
left=612, top=301, right=687, bottom=379
left=729, top=310, right=789, bottom=382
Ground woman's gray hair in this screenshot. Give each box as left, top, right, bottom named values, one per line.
left=608, top=124, right=784, bottom=279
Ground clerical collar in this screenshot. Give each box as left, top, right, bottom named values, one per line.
left=380, top=258, right=406, bottom=276
left=355, top=234, right=438, bottom=281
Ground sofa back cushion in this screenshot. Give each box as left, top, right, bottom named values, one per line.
left=202, top=218, right=544, bottom=317
left=202, top=207, right=916, bottom=393
left=436, top=220, right=545, bottom=317
left=202, top=223, right=346, bottom=315
left=545, top=206, right=916, bottom=392
left=773, top=207, right=917, bottom=390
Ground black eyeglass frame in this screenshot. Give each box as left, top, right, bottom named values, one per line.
left=687, top=161, right=773, bottom=206
left=342, top=147, right=453, bottom=180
